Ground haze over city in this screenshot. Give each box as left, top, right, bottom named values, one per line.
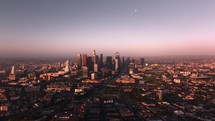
left=0, top=1, right=215, bottom=121
left=1, top=0, right=215, bottom=57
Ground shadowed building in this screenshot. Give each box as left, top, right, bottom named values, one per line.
left=87, top=57, right=93, bottom=71
left=77, top=54, right=82, bottom=68
left=82, top=54, right=87, bottom=66
left=101, top=68, right=111, bottom=78
left=100, top=54, right=103, bottom=67
left=141, top=58, right=145, bottom=65
left=122, top=57, right=125, bottom=66
left=106, top=56, right=112, bottom=69
left=126, top=57, right=131, bottom=65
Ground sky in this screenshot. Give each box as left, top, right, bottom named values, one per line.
left=0, top=0, right=215, bottom=57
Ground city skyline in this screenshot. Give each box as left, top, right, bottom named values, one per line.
left=1, top=0, right=215, bottom=57
left=0, top=1, right=215, bottom=120
left=0, top=48, right=214, bottom=120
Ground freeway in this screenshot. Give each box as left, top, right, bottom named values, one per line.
left=75, top=70, right=125, bottom=103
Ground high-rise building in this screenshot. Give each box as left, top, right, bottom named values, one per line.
left=141, top=58, right=145, bottom=65
left=11, top=66, right=15, bottom=75
left=122, top=57, right=125, bottom=66
left=87, top=57, right=93, bottom=71
left=115, top=59, right=119, bottom=72
left=92, top=50, right=97, bottom=64
left=101, top=68, right=111, bottom=78
left=91, top=72, right=97, bottom=80
left=82, top=66, right=88, bottom=78
left=77, top=54, right=82, bottom=68
left=94, top=64, right=99, bottom=72
left=115, top=52, right=121, bottom=71
left=100, top=54, right=103, bottom=67
left=96, top=55, right=99, bottom=64
left=82, top=54, right=87, bottom=66
left=106, top=56, right=112, bottom=69
left=9, top=66, right=16, bottom=81
left=126, top=57, right=131, bottom=64
left=64, top=60, right=70, bottom=73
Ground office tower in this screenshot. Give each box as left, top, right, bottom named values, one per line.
left=115, top=59, right=119, bottom=72
left=106, top=56, right=112, bottom=64
left=126, top=57, right=130, bottom=64
left=100, top=54, right=103, bottom=67
left=64, top=60, right=70, bottom=73
left=115, top=52, right=121, bottom=71
left=82, top=66, right=88, bottom=78
left=122, top=57, right=125, bottom=66
left=96, top=55, right=99, bottom=64
left=106, top=56, right=112, bottom=69
left=92, top=50, right=97, bottom=64
left=9, top=66, right=16, bottom=81
left=87, top=57, right=93, bottom=71
left=77, top=54, right=82, bottom=68
left=141, top=58, right=145, bottom=65
left=82, top=54, right=87, bottom=66
left=91, top=72, right=97, bottom=80
left=94, top=64, right=99, bottom=72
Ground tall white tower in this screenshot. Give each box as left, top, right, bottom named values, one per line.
left=9, top=66, right=16, bottom=81
left=11, top=66, right=15, bottom=75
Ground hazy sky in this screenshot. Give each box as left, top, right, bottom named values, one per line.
left=1, top=0, right=215, bottom=57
